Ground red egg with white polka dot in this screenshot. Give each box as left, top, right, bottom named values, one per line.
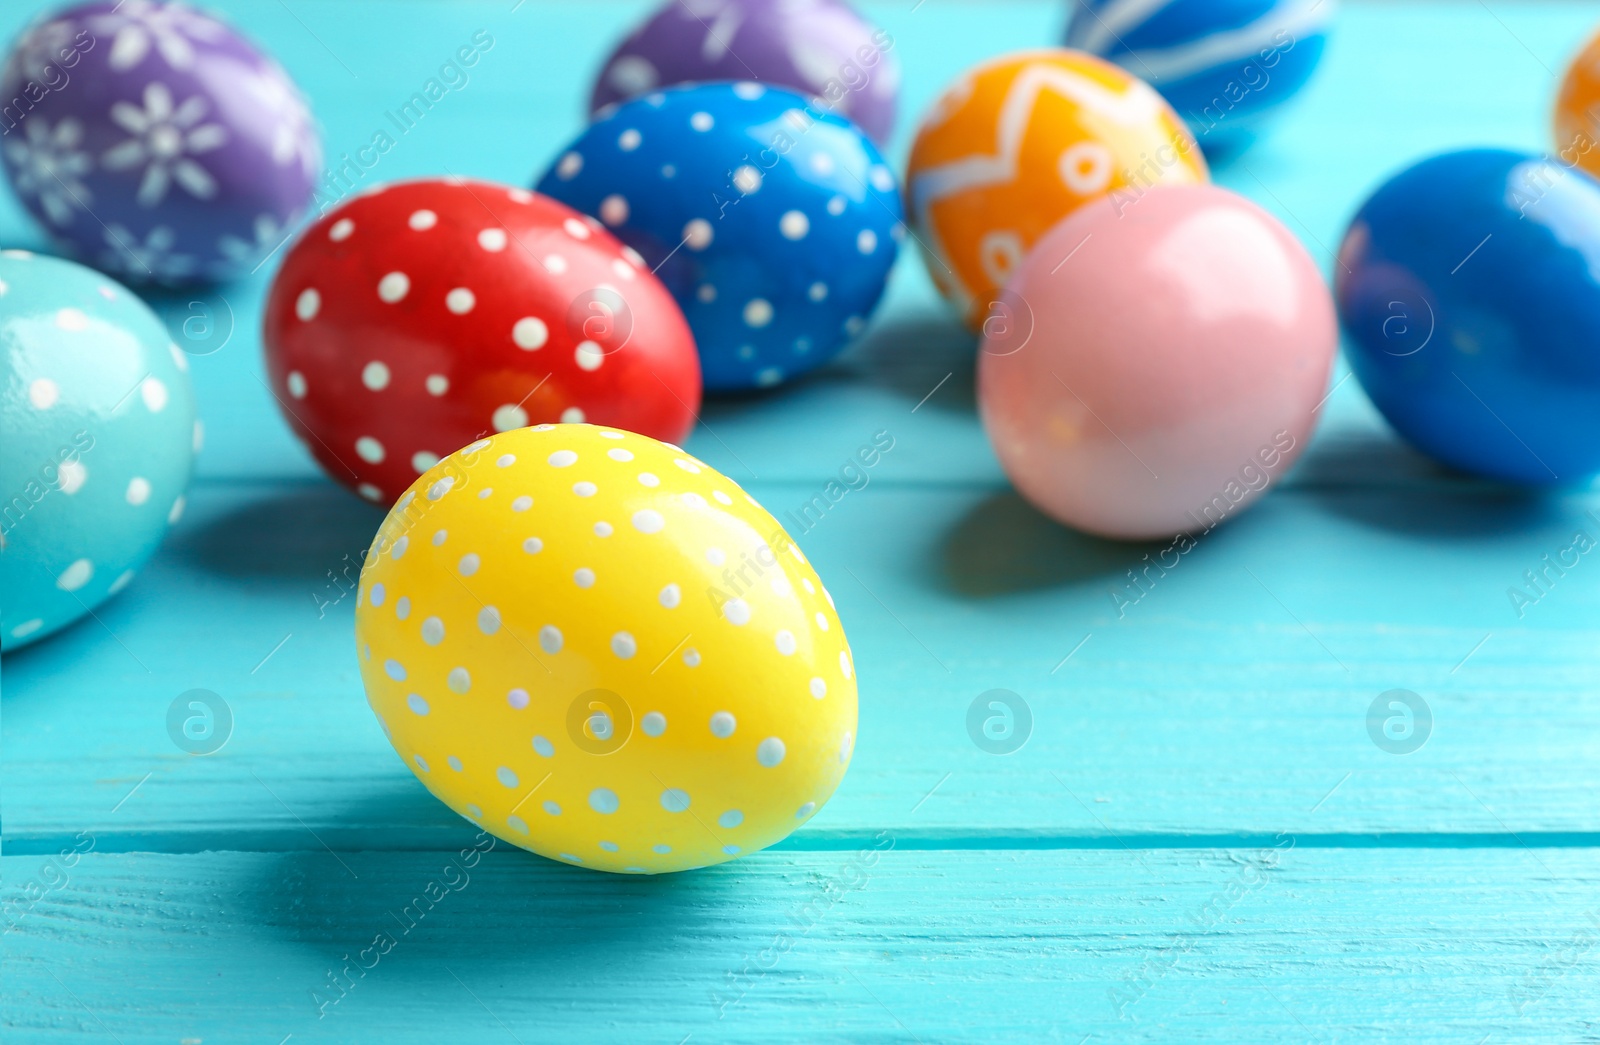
left=263, top=177, right=702, bottom=503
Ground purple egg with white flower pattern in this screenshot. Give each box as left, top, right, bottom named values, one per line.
left=0, top=1, right=321, bottom=285
left=589, top=0, right=900, bottom=146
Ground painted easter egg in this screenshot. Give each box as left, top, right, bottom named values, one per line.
left=0, top=0, right=320, bottom=284
left=590, top=0, right=900, bottom=146
left=1064, top=0, right=1335, bottom=154
left=538, top=82, right=902, bottom=391
left=1336, top=149, right=1600, bottom=484
left=1555, top=25, right=1600, bottom=181
left=979, top=184, right=1336, bottom=539
left=0, top=250, right=198, bottom=650
left=354, top=423, right=858, bottom=874
left=263, top=178, right=702, bottom=506
left=907, top=49, right=1207, bottom=329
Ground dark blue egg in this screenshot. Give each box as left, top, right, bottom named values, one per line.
left=537, top=82, right=902, bottom=391
left=1065, top=0, right=1333, bottom=154
left=1335, top=149, right=1600, bottom=485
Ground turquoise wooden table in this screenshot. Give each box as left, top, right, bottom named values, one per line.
left=5, top=1, right=1600, bottom=1040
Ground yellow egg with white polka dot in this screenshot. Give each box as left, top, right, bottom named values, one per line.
left=355, top=423, right=858, bottom=873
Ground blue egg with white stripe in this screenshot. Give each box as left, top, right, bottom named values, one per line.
left=1064, top=0, right=1335, bottom=153
left=537, top=82, right=903, bottom=392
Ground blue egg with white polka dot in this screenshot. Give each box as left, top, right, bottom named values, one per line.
left=1, top=251, right=198, bottom=651
left=1065, top=0, right=1335, bottom=154
left=537, top=82, right=903, bottom=391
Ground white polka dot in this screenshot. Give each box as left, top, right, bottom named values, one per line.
left=611, top=631, right=637, bottom=659
left=412, top=451, right=439, bottom=473
left=493, top=404, right=528, bottom=431
left=458, top=553, right=480, bottom=576
left=743, top=299, right=773, bottom=328
left=396, top=596, right=411, bottom=619
left=733, top=81, right=764, bottom=99
left=53, top=459, right=85, bottom=494
left=478, top=228, right=507, bottom=251
left=660, top=788, right=690, bottom=812
left=840, top=651, right=853, bottom=679
left=544, top=254, right=569, bottom=275
left=775, top=630, right=797, bottom=655
left=574, top=567, right=595, bottom=588
left=722, top=598, right=751, bottom=625
left=630, top=509, right=664, bottom=534
left=295, top=287, right=320, bottom=320
left=563, top=217, right=590, bottom=240
left=839, top=731, right=853, bottom=763
left=684, top=648, right=701, bottom=667
left=140, top=377, right=167, bottom=412
left=329, top=218, right=354, bottom=241
left=659, top=583, right=681, bottom=608
left=427, top=476, right=454, bottom=499
left=548, top=449, right=578, bottom=467
left=286, top=371, right=307, bottom=398
left=690, top=111, right=713, bottom=131
left=573, top=481, right=597, bottom=497
left=539, top=624, right=563, bottom=653
left=168, top=496, right=185, bottom=524
left=446, top=287, right=476, bottom=314
left=733, top=166, right=762, bottom=194
left=363, top=361, right=391, bottom=390
left=575, top=342, right=605, bottom=371
left=827, top=195, right=847, bottom=216
left=870, top=165, right=895, bottom=192
left=683, top=218, right=713, bottom=250
left=55, top=558, right=92, bottom=591
left=384, top=659, right=407, bottom=680
left=496, top=453, right=517, bottom=468
left=543, top=800, right=561, bottom=814
left=523, top=536, right=543, bottom=554
left=610, top=258, right=636, bottom=281
left=600, top=194, right=629, bottom=225
left=475, top=606, right=501, bottom=635
left=511, top=495, right=532, bottom=512
left=355, top=436, right=384, bottom=463
left=710, top=711, right=736, bottom=738
left=378, top=271, right=410, bottom=302
left=409, top=209, right=437, bottom=230
left=718, top=809, right=743, bottom=828
left=697, top=284, right=716, bottom=302
left=424, top=374, right=449, bottom=396
left=496, top=765, right=519, bottom=788
left=507, top=815, right=529, bottom=834
left=432, top=529, right=448, bottom=546
left=618, top=128, right=642, bottom=151
left=508, top=687, right=529, bottom=709
left=810, top=152, right=836, bottom=176
left=638, top=472, right=660, bottom=488
left=589, top=788, right=619, bottom=814
left=758, top=737, right=787, bottom=767
left=809, top=677, right=827, bottom=699
left=558, top=406, right=584, bottom=423
left=513, top=317, right=548, bottom=350
left=857, top=229, right=878, bottom=254
left=447, top=667, right=471, bottom=693
left=706, top=547, right=726, bottom=566
left=556, top=151, right=583, bottom=179
left=407, top=693, right=429, bottom=715
left=364, top=486, right=387, bottom=505
left=421, top=616, right=445, bottom=645
left=779, top=211, right=809, bottom=239
left=797, top=801, right=816, bottom=818
left=602, top=448, right=633, bottom=464
left=390, top=536, right=410, bottom=560
left=534, top=735, right=555, bottom=757
left=413, top=753, right=430, bottom=772
left=809, top=282, right=828, bottom=302
left=369, top=583, right=386, bottom=607
left=642, top=711, right=666, bottom=736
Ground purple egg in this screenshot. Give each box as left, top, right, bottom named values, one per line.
left=589, top=0, right=899, bottom=145
left=0, top=1, right=321, bottom=285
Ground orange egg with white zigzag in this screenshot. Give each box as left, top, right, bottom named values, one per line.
left=907, top=49, right=1208, bottom=329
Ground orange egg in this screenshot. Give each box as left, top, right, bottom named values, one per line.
left=1555, top=27, right=1600, bottom=180
left=906, top=49, right=1208, bottom=329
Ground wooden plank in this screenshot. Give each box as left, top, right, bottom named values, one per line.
left=7, top=477, right=1596, bottom=852
left=5, top=847, right=1599, bottom=1042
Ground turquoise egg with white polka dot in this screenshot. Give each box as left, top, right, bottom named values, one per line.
left=0, top=250, right=198, bottom=651
left=537, top=81, right=903, bottom=391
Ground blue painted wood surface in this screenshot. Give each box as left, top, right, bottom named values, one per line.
left=4, top=1, right=1599, bottom=1041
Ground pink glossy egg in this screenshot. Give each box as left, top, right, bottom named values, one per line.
left=978, top=184, right=1336, bottom=540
